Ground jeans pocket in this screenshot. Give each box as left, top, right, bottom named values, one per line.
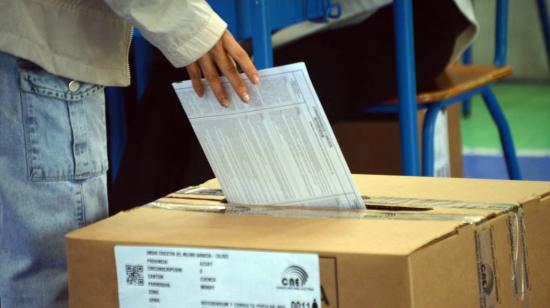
left=18, top=62, right=108, bottom=181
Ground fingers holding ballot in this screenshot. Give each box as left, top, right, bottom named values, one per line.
left=186, top=30, right=261, bottom=107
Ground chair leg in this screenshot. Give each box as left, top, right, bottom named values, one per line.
left=394, top=0, right=421, bottom=176
left=422, top=104, right=443, bottom=176
left=462, top=47, right=473, bottom=117
left=536, top=0, right=550, bottom=74
left=105, top=87, right=128, bottom=182
left=133, top=34, right=154, bottom=103
left=251, top=0, right=273, bottom=69
left=462, top=98, right=473, bottom=117
left=480, top=88, right=522, bottom=180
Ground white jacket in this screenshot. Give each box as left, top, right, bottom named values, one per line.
left=273, top=0, right=479, bottom=64
left=0, top=0, right=227, bottom=86
left=0, top=0, right=477, bottom=87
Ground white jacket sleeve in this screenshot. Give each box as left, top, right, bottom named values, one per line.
left=103, top=0, right=227, bottom=68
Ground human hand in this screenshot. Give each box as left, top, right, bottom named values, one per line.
left=186, top=30, right=260, bottom=107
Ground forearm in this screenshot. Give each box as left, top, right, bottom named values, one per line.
left=103, top=0, right=227, bottom=67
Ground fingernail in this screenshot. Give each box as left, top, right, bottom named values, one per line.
left=221, top=98, right=230, bottom=107
left=243, top=93, right=250, bottom=102
left=252, top=75, right=261, bottom=84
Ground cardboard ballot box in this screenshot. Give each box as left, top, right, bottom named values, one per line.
left=66, top=175, right=550, bottom=308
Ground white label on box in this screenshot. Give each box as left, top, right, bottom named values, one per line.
left=115, top=246, right=321, bottom=308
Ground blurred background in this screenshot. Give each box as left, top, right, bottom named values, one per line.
left=462, top=0, right=550, bottom=180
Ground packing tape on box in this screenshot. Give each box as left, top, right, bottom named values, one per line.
left=366, top=195, right=530, bottom=305
left=475, top=226, right=498, bottom=308
left=363, top=195, right=516, bottom=212
left=169, top=188, right=518, bottom=212
left=148, top=200, right=486, bottom=223
left=508, top=209, right=530, bottom=306
left=152, top=189, right=531, bottom=307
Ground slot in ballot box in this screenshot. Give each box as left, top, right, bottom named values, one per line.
left=67, top=175, right=550, bottom=307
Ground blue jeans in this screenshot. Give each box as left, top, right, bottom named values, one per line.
left=0, top=51, right=109, bottom=307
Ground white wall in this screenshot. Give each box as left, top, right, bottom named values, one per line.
left=472, top=0, right=549, bottom=81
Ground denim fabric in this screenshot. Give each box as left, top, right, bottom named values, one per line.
left=0, top=51, right=109, bottom=307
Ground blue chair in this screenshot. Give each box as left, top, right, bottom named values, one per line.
left=371, top=0, right=521, bottom=179
left=105, top=0, right=341, bottom=181
left=461, top=47, right=473, bottom=117
left=537, top=0, right=550, bottom=73
left=107, top=0, right=521, bottom=180
left=465, top=0, right=550, bottom=116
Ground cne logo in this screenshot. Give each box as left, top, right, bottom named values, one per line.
left=281, top=265, right=309, bottom=288
left=479, top=262, right=495, bottom=295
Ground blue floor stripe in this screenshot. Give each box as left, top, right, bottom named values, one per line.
left=463, top=155, right=550, bottom=181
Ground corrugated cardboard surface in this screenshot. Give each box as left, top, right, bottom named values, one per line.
left=523, top=195, right=550, bottom=306
left=409, top=224, right=479, bottom=307
left=68, top=207, right=465, bottom=256
left=67, top=175, right=549, bottom=307
left=200, top=174, right=550, bottom=307
left=152, top=200, right=524, bottom=308
left=67, top=208, right=470, bottom=307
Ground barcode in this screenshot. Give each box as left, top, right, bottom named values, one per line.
left=125, top=264, right=144, bottom=286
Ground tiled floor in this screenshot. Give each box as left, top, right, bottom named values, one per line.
left=461, top=83, right=550, bottom=181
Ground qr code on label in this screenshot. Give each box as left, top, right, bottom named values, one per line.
left=125, top=264, right=144, bottom=286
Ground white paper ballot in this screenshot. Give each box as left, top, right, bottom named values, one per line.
left=172, top=62, right=364, bottom=209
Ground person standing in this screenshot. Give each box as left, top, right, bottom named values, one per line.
left=0, top=1, right=258, bottom=307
